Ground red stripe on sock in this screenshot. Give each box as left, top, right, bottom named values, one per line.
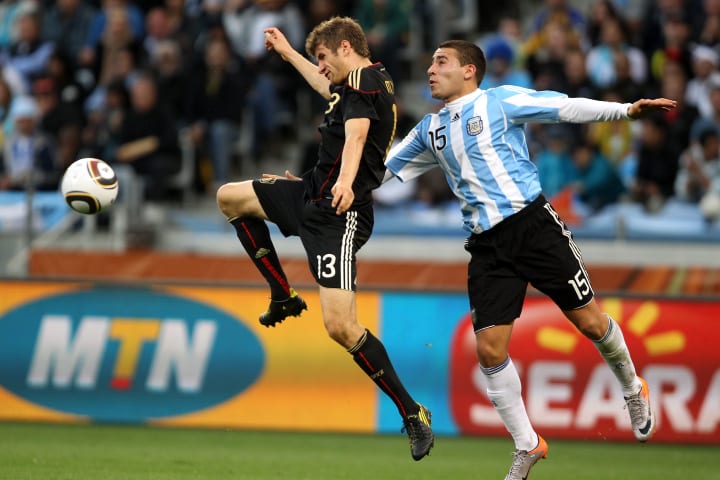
left=240, top=222, right=258, bottom=248
left=241, top=220, right=291, bottom=296
left=260, top=257, right=291, bottom=295
left=358, top=352, right=407, bottom=417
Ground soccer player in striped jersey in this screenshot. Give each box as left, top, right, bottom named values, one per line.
left=216, top=17, right=433, bottom=460
left=385, top=39, right=676, bottom=479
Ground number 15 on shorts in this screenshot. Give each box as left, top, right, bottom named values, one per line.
left=568, top=269, right=591, bottom=300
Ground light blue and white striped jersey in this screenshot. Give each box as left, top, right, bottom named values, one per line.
left=385, top=86, right=630, bottom=234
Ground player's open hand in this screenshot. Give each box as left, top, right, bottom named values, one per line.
left=627, top=98, right=678, bottom=119
left=261, top=170, right=301, bottom=181
left=264, top=27, right=292, bottom=60
left=331, top=182, right=354, bottom=215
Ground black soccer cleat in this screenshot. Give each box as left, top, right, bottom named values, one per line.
left=402, top=404, right=434, bottom=461
left=259, top=288, right=308, bottom=327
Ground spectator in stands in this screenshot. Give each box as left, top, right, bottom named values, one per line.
left=0, top=0, right=21, bottom=49
left=639, top=0, right=688, bottom=58
left=0, top=10, right=54, bottom=91
left=585, top=0, right=623, bottom=47
left=80, top=5, right=145, bottom=93
left=45, top=51, right=88, bottom=112
left=0, top=76, right=14, bottom=140
left=142, top=6, right=176, bottom=61
left=477, top=16, right=525, bottom=69
left=661, top=60, right=699, bottom=156
left=114, top=73, right=181, bottom=200
left=149, top=39, right=187, bottom=122
left=631, top=114, right=680, bottom=212
left=83, top=0, right=145, bottom=54
left=525, top=20, right=581, bottom=91
left=524, top=0, right=587, bottom=58
left=675, top=123, right=720, bottom=203
left=41, top=0, right=97, bottom=69
left=587, top=90, right=635, bottom=174
left=185, top=35, right=250, bottom=189
left=0, top=95, right=58, bottom=191
left=561, top=47, right=595, bottom=99
left=696, top=0, right=720, bottom=46
left=81, top=78, right=129, bottom=162
left=569, top=139, right=626, bottom=212
left=163, top=0, right=205, bottom=56
left=620, top=0, right=653, bottom=46
left=31, top=77, right=84, bottom=146
left=535, top=124, right=575, bottom=198
left=611, top=51, right=644, bottom=103
left=586, top=16, right=647, bottom=91
left=223, top=0, right=305, bottom=159
left=686, top=44, right=720, bottom=119
left=698, top=78, right=720, bottom=133
left=648, top=10, right=693, bottom=84
left=354, top=0, right=411, bottom=84
left=0, top=64, right=27, bottom=99
left=479, top=36, right=532, bottom=90
left=32, top=68, right=85, bottom=174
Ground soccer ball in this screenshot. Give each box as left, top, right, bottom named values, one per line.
left=60, top=158, right=119, bottom=214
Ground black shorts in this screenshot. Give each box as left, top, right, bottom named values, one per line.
left=252, top=178, right=373, bottom=290
left=465, top=195, right=594, bottom=331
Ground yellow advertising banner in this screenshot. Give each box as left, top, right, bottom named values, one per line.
left=0, top=281, right=378, bottom=433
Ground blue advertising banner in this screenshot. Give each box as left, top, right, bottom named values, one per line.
left=378, top=292, right=468, bottom=435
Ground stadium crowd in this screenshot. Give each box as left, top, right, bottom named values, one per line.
left=0, top=0, right=719, bottom=222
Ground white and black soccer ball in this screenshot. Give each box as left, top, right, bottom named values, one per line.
left=60, top=158, right=119, bottom=214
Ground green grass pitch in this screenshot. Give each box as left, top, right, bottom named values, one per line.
left=0, top=422, right=716, bottom=480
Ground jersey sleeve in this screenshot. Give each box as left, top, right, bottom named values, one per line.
left=385, top=121, right=438, bottom=182
left=494, top=85, right=631, bottom=124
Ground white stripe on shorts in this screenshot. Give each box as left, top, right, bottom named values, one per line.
left=543, top=203, right=593, bottom=295
left=341, top=211, right=358, bottom=290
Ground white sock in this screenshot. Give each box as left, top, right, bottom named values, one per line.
left=482, top=357, right=538, bottom=451
left=593, top=315, right=642, bottom=397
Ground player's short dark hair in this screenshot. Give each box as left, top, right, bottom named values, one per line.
left=438, top=39, right=486, bottom=85
left=305, top=16, right=371, bottom=59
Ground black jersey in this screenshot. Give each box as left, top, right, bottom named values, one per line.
left=305, top=63, right=397, bottom=209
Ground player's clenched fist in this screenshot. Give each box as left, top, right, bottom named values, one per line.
left=264, top=27, right=292, bottom=60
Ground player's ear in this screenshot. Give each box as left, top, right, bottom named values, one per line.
left=464, top=64, right=477, bottom=81
left=340, top=39, right=352, bottom=55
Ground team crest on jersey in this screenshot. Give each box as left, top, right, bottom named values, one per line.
left=467, top=116, right=483, bottom=136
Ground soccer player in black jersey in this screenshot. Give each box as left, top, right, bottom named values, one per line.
left=216, top=17, right=433, bottom=461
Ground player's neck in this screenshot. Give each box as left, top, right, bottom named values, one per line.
left=349, top=57, right=373, bottom=70
left=445, top=86, right=479, bottom=104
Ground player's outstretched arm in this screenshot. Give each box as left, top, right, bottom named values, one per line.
left=264, top=27, right=331, bottom=99
left=627, top=98, right=678, bottom=119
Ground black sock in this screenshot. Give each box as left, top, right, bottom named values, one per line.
left=230, top=216, right=292, bottom=300
left=349, top=329, right=418, bottom=418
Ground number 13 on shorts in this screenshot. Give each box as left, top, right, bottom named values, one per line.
left=316, top=254, right=337, bottom=279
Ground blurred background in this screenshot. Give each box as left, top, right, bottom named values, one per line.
left=3, top=0, right=720, bottom=265
left=0, top=0, right=718, bottom=448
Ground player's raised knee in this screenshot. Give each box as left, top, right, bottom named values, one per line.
left=216, top=182, right=235, bottom=215
left=217, top=181, right=264, bottom=219
left=216, top=182, right=247, bottom=217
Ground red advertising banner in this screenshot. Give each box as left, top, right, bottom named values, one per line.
left=449, top=297, right=720, bottom=444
